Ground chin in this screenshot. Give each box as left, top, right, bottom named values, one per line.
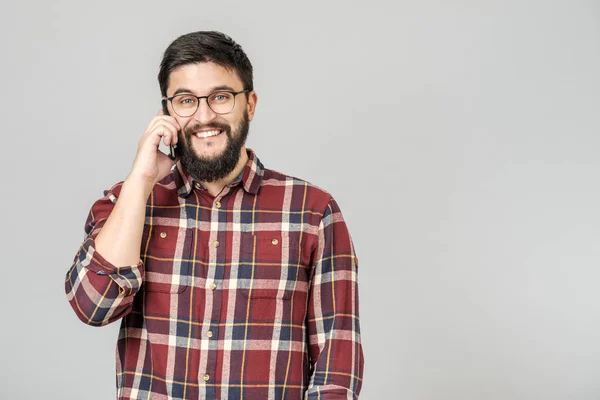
left=194, top=145, right=225, bottom=159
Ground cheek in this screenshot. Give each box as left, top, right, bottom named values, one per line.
left=179, top=117, right=191, bottom=130
left=231, top=113, right=247, bottom=127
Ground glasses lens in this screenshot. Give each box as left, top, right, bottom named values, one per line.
left=207, top=91, right=235, bottom=114
left=172, top=95, right=198, bottom=117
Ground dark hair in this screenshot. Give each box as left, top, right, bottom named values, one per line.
left=158, top=31, right=253, bottom=97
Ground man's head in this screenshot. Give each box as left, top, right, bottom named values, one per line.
left=158, top=31, right=257, bottom=182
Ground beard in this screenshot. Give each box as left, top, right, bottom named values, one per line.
left=175, top=111, right=250, bottom=183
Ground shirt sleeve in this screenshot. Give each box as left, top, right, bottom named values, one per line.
left=64, top=183, right=145, bottom=327
left=306, top=197, right=364, bottom=399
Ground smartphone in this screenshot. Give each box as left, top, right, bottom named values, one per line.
left=162, top=99, right=178, bottom=161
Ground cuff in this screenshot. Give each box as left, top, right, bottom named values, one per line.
left=79, top=236, right=144, bottom=296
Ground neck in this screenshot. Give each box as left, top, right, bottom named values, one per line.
left=200, top=147, right=248, bottom=197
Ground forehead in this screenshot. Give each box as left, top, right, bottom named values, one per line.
left=167, top=62, right=243, bottom=95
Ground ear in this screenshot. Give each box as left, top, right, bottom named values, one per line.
left=246, top=91, right=258, bottom=121
left=161, top=99, right=170, bottom=116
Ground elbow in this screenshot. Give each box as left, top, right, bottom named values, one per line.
left=71, top=305, right=108, bottom=327
left=64, top=276, right=121, bottom=327
left=66, top=294, right=111, bottom=327
left=67, top=294, right=129, bottom=327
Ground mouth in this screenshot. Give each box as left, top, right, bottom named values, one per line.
left=193, top=128, right=224, bottom=139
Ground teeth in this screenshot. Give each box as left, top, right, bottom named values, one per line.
left=195, top=130, right=221, bottom=138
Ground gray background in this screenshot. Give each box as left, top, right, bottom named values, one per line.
left=1, top=0, right=599, bottom=399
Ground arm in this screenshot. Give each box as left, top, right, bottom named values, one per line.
left=64, top=178, right=151, bottom=326
left=64, top=109, right=180, bottom=326
left=306, top=197, right=364, bottom=399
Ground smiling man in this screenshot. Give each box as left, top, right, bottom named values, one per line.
left=65, top=31, right=364, bottom=400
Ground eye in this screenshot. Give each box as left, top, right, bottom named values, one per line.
left=175, top=96, right=197, bottom=106
left=210, top=92, right=232, bottom=103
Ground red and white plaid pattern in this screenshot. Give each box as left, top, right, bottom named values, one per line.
left=65, top=149, right=364, bottom=399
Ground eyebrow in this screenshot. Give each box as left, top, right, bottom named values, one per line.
left=172, top=85, right=237, bottom=96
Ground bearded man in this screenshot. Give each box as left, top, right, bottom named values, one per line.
left=65, top=31, right=364, bottom=400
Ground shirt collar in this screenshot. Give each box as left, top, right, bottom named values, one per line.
left=175, top=148, right=264, bottom=198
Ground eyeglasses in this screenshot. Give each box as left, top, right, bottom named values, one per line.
left=162, top=89, right=250, bottom=117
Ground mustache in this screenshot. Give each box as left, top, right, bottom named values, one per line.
left=184, top=122, right=231, bottom=136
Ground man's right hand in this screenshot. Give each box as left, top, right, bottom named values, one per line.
left=127, top=109, right=182, bottom=192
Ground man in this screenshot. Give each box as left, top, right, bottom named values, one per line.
left=65, top=31, right=363, bottom=400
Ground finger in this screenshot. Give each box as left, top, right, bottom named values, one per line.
left=164, top=115, right=182, bottom=132
left=156, top=111, right=181, bottom=131
left=140, top=122, right=174, bottom=148
left=146, top=116, right=181, bottom=135
left=145, top=114, right=166, bottom=133
left=150, top=125, right=174, bottom=147
left=150, top=122, right=177, bottom=146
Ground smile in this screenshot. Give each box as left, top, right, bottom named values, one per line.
left=195, top=129, right=223, bottom=139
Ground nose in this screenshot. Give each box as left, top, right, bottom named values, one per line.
left=192, top=97, right=218, bottom=123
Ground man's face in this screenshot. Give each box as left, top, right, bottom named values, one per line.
left=165, top=62, right=257, bottom=182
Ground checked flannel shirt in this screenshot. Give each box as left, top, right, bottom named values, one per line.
left=65, top=148, right=364, bottom=399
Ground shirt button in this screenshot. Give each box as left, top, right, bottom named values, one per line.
left=272, top=238, right=279, bottom=245
left=209, top=282, right=217, bottom=291
left=213, top=240, right=220, bottom=247
left=203, top=374, right=210, bottom=382
left=215, top=201, right=221, bottom=209
left=160, top=232, right=167, bottom=239
left=207, top=331, right=213, bottom=338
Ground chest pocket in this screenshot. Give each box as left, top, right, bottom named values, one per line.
left=142, top=225, right=190, bottom=293
left=238, top=231, right=308, bottom=299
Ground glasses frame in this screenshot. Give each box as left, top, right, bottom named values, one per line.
left=162, top=89, right=251, bottom=117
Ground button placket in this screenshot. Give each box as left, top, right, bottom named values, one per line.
left=202, top=188, right=230, bottom=388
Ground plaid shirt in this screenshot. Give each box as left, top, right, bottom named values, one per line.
left=65, top=149, right=364, bottom=399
